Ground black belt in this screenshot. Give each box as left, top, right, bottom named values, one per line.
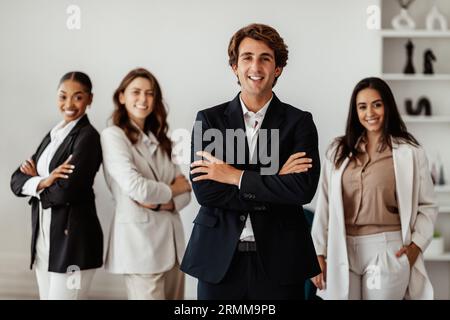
left=237, top=241, right=257, bottom=252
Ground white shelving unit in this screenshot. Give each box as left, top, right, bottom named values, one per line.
left=425, top=252, right=450, bottom=261
left=435, top=185, right=450, bottom=193
left=440, top=206, right=450, bottom=214
left=382, top=73, right=450, bottom=80
left=381, top=30, right=450, bottom=38
left=403, top=116, right=450, bottom=123
left=380, top=0, right=450, bottom=300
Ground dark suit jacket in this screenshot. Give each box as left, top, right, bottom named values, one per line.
left=10, top=115, right=103, bottom=272
left=181, top=93, right=321, bottom=285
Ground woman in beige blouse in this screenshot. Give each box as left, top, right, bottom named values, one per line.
left=311, top=77, right=437, bottom=299
left=101, top=68, right=191, bottom=299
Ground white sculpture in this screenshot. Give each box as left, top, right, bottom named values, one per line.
left=392, top=0, right=416, bottom=30
left=426, top=1, right=448, bottom=31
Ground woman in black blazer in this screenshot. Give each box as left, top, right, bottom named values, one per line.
left=10, top=71, right=103, bottom=300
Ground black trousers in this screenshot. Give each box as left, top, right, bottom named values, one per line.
left=197, top=250, right=305, bottom=300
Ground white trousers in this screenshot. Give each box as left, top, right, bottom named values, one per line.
left=346, top=231, right=410, bottom=300
left=34, top=205, right=96, bottom=300
left=124, top=263, right=185, bottom=300
left=35, top=265, right=96, bottom=300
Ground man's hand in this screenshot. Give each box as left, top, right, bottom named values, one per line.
left=190, top=151, right=242, bottom=186
left=279, top=152, right=312, bottom=175
left=396, top=242, right=421, bottom=268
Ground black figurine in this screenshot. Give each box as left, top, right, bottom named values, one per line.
left=398, top=0, right=415, bottom=9
left=405, top=99, right=417, bottom=115
left=404, top=39, right=415, bottom=74
left=405, top=97, right=432, bottom=115
left=417, top=97, right=432, bottom=115
left=424, top=49, right=436, bottom=74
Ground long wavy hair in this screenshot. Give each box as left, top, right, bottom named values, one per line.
left=112, top=68, right=172, bottom=158
left=332, top=77, right=419, bottom=168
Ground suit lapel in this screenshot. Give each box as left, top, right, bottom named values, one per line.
left=49, top=115, right=89, bottom=171
left=224, top=94, right=250, bottom=165
left=392, top=140, right=414, bottom=242
left=224, top=93, right=286, bottom=168
left=134, top=137, right=162, bottom=181
left=35, top=133, right=51, bottom=163
left=333, top=157, right=350, bottom=237
left=257, top=94, right=285, bottom=164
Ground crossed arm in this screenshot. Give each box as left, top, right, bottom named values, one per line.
left=189, top=111, right=320, bottom=210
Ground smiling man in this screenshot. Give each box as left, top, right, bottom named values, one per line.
left=181, top=23, right=322, bottom=300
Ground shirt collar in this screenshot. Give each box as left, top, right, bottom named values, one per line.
left=239, top=94, right=272, bottom=120
left=355, top=134, right=387, bottom=153
left=50, top=116, right=82, bottom=141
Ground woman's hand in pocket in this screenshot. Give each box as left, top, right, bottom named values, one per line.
left=311, top=255, right=327, bottom=290
left=396, top=242, right=421, bottom=267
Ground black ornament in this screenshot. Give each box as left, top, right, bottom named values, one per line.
left=417, top=97, right=432, bottom=115
left=405, top=99, right=416, bottom=115
left=405, top=97, right=432, bottom=115
left=397, top=0, right=415, bottom=9
left=404, top=40, right=415, bottom=74
left=424, top=49, right=436, bottom=75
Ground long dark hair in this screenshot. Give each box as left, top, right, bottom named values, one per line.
left=333, top=77, right=419, bottom=168
left=112, top=68, right=172, bottom=158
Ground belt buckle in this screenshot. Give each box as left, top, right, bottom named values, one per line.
left=239, top=241, right=256, bottom=252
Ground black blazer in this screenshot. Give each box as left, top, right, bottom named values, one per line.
left=10, top=115, right=103, bottom=273
left=181, top=93, right=321, bottom=285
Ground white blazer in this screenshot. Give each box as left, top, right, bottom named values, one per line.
left=101, top=126, right=191, bottom=274
left=312, top=138, right=438, bottom=299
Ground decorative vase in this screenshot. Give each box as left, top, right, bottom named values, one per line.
left=392, top=8, right=416, bottom=30
left=426, top=2, right=448, bottom=31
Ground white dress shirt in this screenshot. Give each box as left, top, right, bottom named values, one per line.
left=21, top=117, right=82, bottom=268
left=238, top=94, right=272, bottom=242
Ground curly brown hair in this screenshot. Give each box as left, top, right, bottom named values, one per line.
left=111, top=68, right=172, bottom=158
left=228, top=23, right=288, bottom=86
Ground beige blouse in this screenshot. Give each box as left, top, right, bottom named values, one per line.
left=342, top=137, right=401, bottom=236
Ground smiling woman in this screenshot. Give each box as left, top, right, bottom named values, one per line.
left=57, top=72, right=93, bottom=123
left=9, top=71, right=104, bottom=300
left=101, top=68, right=191, bottom=300
left=311, top=77, right=438, bottom=300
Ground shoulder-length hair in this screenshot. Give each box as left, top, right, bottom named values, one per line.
left=333, top=77, right=419, bottom=168
left=112, top=68, right=172, bottom=158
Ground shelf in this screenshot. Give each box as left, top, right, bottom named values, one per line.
left=435, top=185, right=450, bottom=193
left=383, top=74, right=450, bottom=81
left=440, top=206, right=450, bottom=213
left=424, top=252, right=450, bottom=262
left=402, top=116, right=450, bottom=123
left=381, top=30, right=450, bottom=38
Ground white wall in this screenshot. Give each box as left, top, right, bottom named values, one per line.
left=0, top=0, right=380, bottom=299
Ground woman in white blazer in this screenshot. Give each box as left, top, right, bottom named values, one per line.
left=101, top=68, right=192, bottom=299
left=311, top=77, right=438, bottom=300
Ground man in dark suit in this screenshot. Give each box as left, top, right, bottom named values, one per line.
left=181, top=23, right=321, bottom=299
